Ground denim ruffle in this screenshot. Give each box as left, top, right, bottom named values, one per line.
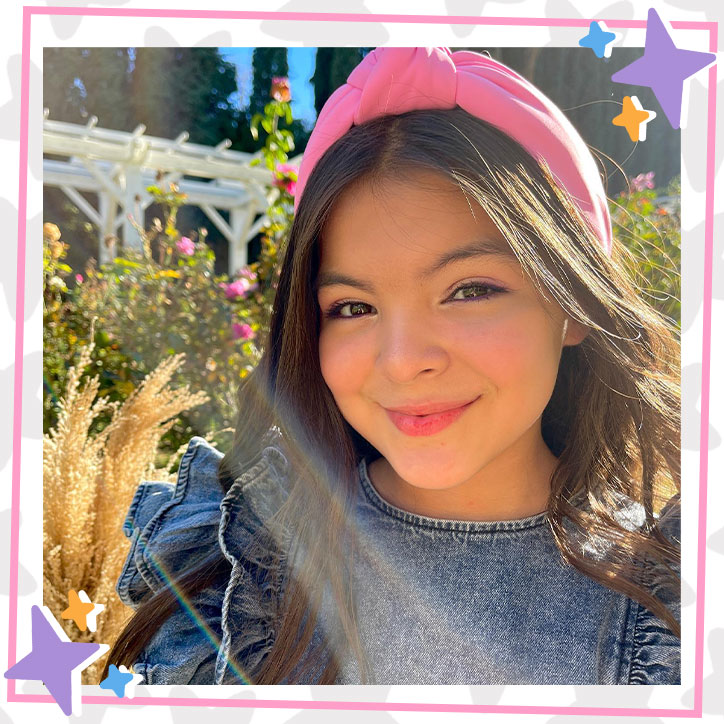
left=215, top=432, right=291, bottom=683
left=628, top=494, right=681, bottom=684
left=116, top=431, right=290, bottom=684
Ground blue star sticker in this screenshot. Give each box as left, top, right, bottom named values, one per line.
left=579, top=20, right=619, bottom=59
left=100, top=664, right=142, bottom=698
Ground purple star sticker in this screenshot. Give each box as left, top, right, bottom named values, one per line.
left=4, top=605, right=108, bottom=716
left=611, top=7, right=715, bottom=129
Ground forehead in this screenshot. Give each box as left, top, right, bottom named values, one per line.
left=318, top=169, right=510, bottom=268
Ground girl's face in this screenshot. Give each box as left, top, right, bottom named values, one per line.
left=316, top=170, right=585, bottom=501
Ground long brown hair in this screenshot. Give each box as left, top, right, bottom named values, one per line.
left=105, top=108, right=681, bottom=684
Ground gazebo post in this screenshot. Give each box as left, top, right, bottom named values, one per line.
left=120, top=164, right=144, bottom=250
left=229, top=204, right=255, bottom=275
left=99, top=193, right=117, bottom=264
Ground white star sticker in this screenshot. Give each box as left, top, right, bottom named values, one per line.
left=117, top=665, right=144, bottom=698
left=77, top=590, right=105, bottom=633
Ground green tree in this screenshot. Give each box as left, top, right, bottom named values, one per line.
left=312, top=48, right=371, bottom=114
left=129, top=47, right=238, bottom=144
left=44, top=47, right=239, bottom=145
left=43, top=48, right=133, bottom=128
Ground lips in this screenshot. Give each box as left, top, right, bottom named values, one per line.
left=383, top=397, right=479, bottom=437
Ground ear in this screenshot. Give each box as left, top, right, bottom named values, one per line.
left=562, top=318, right=589, bottom=347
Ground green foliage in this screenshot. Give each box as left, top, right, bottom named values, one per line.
left=250, top=74, right=295, bottom=169
left=130, top=48, right=239, bottom=146
left=247, top=83, right=298, bottom=327
left=43, top=48, right=133, bottom=128
left=42, top=180, right=289, bottom=456
left=609, top=174, right=681, bottom=329
left=43, top=223, right=82, bottom=428
left=250, top=101, right=295, bottom=170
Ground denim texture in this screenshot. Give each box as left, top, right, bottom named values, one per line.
left=117, top=435, right=681, bottom=685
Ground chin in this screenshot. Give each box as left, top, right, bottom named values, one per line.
left=384, top=446, right=475, bottom=490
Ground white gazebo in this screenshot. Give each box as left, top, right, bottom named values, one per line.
left=43, top=111, right=303, bottom=273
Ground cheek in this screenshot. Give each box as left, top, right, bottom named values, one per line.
left=318, top=328, right=371, bottom=398
left=455, top=314, right=560, bottom=392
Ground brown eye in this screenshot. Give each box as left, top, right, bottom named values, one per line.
left=343, top=302, right=371, bottom=317
left=325, top=301, right=374, bottom=318
left=449, top=283, right=503, bottom=301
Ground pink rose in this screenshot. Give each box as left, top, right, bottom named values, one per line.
left=232, top=323, right=255, bottom=340
left=176, top=236, right=195, bottom=255
left=75, top=274, right=83, bottom=284
left=225, top=278, right=253, bottom=299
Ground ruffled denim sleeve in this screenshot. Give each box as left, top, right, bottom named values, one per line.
left=117, top=431, right=292, bottom=685
left=628, top=494, right=681, bottom=685
left=116, top=436, right=227, bottom=684
left=214, top=434, right=292, bottom=684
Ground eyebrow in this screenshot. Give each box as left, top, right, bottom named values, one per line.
left=315, top=237, right=515, bottom=293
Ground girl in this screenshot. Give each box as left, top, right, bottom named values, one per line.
left=105, top=47, right=680, bottom=685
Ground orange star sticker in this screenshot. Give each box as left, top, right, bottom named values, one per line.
left=612, top=95, right=657, bottom=142
left=61, top=590, right=102, bottom=632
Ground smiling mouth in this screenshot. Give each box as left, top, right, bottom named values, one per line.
left=383, top=397, right=479, bottom=437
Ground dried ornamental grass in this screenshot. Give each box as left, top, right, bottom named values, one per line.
left=43, top=341, right=209, bottom=684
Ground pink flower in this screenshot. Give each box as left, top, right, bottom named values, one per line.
left=225, top=278, right=253, bottom=299
left=273, top=178, right=297, bottom=196
left=239, top=266, right=258, bottom=282
left=275, top=162, right=298, bottom=176
left=176, top=236, right=195, bottom=255
left=273, top=163, right=298, bottom=197
left=232, top=323, right=255, bottom=340
left=630, top=171, right=655, bottom=192
left=75, top=274, right=83, bottom=284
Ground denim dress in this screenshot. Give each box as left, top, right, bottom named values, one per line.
left=117, top=435, right=681, bottom=685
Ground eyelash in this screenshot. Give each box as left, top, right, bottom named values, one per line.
left=322, top=282, right=507, bottom=319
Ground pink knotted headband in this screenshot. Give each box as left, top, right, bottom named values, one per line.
left=294, top=47, right=612, bottom=256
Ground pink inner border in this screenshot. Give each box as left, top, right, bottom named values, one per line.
left=10, top=6, right=718, bottom=717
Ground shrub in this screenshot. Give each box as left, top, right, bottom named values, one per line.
left=43, top=188, right=272, bottom=460
left=610, top=173, right=681, bottom=329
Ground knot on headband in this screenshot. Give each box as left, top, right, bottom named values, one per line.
left=294, top=47, right=612, bottom=256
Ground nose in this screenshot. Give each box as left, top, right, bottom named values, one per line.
left=375, top=310, right=449, bottom=384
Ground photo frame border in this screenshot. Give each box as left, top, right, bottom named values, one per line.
left=10, top=5, right=718, bottom=717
